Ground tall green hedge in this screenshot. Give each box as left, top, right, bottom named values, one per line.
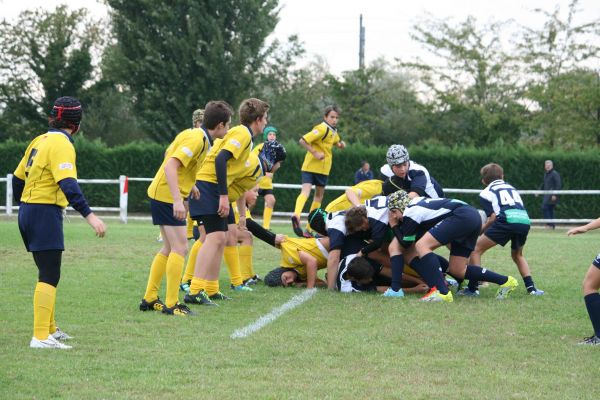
left=1, top=138, right=599, bottom=218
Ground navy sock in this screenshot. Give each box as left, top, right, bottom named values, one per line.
left=390, top=254, right=404, bottom=292
left=412, top=253, right=448, bottom=294
left=523, top=276, right=536, bottom=292
left=584, top=293, right=600, bottom=337
left=467, top=279, right=479, bottom=292
left=436, top=254, right=449, bottom=273
left=465, top=265, right=508, bottom=286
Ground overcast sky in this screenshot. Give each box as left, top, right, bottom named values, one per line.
left=1, top=0, right=599, bottom=74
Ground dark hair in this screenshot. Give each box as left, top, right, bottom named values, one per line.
left=48, top=96, right=82, bottom=130
left=324, top=105, right=341, bottom=117
left=480, top=163, right=504, bottom=185
left=239, top=98, right=269, bottom=126
left=203, top=101, right=233, bottom=130
left=346, top=257, right=374, bottom=281
left=345, top=206, right=368, bottom=235
left=308, top=208, right=328, bottom=236
left=264, top=267, right=297, bottom=287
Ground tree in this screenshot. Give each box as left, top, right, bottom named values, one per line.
left=105, top=0, right=279, bottom=142
left=401, top=16, right=526, bottom=146
left=517, top=0, right=600, bottom=147
left=0, top=6, right=103, bottom=140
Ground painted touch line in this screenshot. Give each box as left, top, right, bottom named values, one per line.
left=231, top=288, right=317, bottom=339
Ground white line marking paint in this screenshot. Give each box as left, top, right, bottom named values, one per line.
left=231, top=288, right=317, bottom=339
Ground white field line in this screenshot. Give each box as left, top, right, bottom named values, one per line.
left=230, top=288, right=317, bottom=339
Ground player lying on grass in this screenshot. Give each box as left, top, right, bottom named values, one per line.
left=567, top=218, right=600, bottom=345
left=465, top=163, right=544, bottom=297
left=264, top=236, right=331, bottom=289
left=385, top=190, right=519, bottom=303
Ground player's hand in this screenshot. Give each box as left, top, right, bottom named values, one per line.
left=275, top=234, right=287, bottom=246
left=238, top=216, right=247, bottom=230
left=190, top=185, right=200, bottom=200
left=567, top=226, right=587, bottom=236
left=551, top=195, right=557, bottom=202
left=173, top=199, right=186, bottom=221
left=337, top=141, right=346, bottom=149
left=217, top=195, right=230, bottom=218
left=86, top=213, right=106, bottom=238
left=415, top=283, right=429, bottom=293
left=313, top=151, right=325, bottom=160
left=356, top=250, right=363, bottom=258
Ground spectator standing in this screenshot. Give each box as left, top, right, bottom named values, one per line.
left=540, top=160, right=562, bottom=229
left=354, top=161, right=373, bottom=184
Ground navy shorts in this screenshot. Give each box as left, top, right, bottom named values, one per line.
left=258, top=189, right=274, bottom=196
left=428, top=206, right=481, bottom=258
left=18, top=203, right=64, bottom=252
left=189, top=181, right=220, bottom=218
left=484, top=221, right=529, bottom=250
left=150, top=199, right=186, bottom=226
left=301, top=171, right=328, bottom=187
left=200, top=214, right=228, bottom=233
left=593, top=254, right=600, bottom=269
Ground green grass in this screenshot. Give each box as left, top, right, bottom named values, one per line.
left=1, top=218, right=599, bottom=399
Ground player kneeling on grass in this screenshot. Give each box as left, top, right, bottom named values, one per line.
left=567, top=218, right=600, bottom=345
left=465, top=163, right=544, bottom=297
left=386, top=190, right=519, bottom=303
left=264, top=236, right=331, bottom=289
left=13, top=96, right=106, bottom=349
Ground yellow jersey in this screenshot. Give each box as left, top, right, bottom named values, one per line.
left=14, top=130, right=78, bottom=208
left=325, top=180, right=383, bottom=212
left=300, top=121, right=341, bottom=175
left=195, top=124, right=254, bottom=185
left=227, top=152, right=264, bottom=202
left=279, top=237, right=329, bottom=280
left=252, top=142, right=273, bottom=190
left=147, top=128, right=210, bottom=203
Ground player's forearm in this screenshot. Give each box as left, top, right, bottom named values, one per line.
left=58, top=178, right=92, bottom=217
left=299, top=138, right=316, bottom=155
left=345, top=189, right=361, bottom=207
left=12, top=175, right=24, bottom=204
left=326, top=250, right=341, bottom=290
left=306, top=263, right=317, bottom=289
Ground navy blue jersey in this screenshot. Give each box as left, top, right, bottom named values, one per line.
left=479, top=179, right=530, bottom=225
left=382, top=161, right=443, bottom=198
left=326, top=195, right=389, bottom=251
left=396, top=197, right=470, bottom=247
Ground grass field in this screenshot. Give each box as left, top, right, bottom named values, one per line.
left=1, top=217, right=599, bottom=399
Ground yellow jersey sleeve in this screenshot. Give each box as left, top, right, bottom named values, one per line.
left=170, top=129, right=205, bottom=168
left=49, top=140, right=77, bottom=182
left=301, top=124, right=327, bottom=144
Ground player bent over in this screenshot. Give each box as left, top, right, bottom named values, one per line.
left=567, top=219, right=600, bottom=345
left=386, top=190, right=518, bottom=303
left=140, top=101, right=233, bottom=316
left=466, top=163, right=543, bottom=296
left=13, top=96, right=106, bottom=348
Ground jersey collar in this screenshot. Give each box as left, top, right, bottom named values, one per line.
left=201, top=126, right=214, bottom=146
left=323, top=120, right=337, bottom=131
left=48, top=128, right=74, bottom=144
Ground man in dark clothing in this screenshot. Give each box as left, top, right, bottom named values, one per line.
left=354, top=161, right=374, bottom=184
left=540, top=160, right=562, bottom=229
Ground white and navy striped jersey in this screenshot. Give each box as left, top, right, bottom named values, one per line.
left=396, top=197, right=470, bottom=247
left=479, top=179, right=530, bottom=225
left=326, top=196, right=389, bottom=252
left=382, top=161, right=444, bottom=198
left=336, top=254, right=361, bottom=293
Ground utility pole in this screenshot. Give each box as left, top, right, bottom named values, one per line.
left=359, top=14, right=365, bottom=69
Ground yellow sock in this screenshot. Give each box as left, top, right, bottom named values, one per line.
left=262, top=206, right=273, bottom=229
left=33, top=282, right=56, bottom=340
left=205, top=280, right=220, bottom=296
left=190, top=277, right=206, bottom=294
left=294, top=193, right=308, bottom=216
left=49, top=299, right=57, bottom=335
left=182, top=240, right=203, bottom=284
left=186, top=215, right=194, bottom=239
left=143, top=253, right=168, bottom=302
left=224, top=246, right=243, bottom=287
left=165, top=253, right=185, bottom=308
left=238, top=245, right=254, bottom=281
left=309, top=201, right=321, bottom=212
